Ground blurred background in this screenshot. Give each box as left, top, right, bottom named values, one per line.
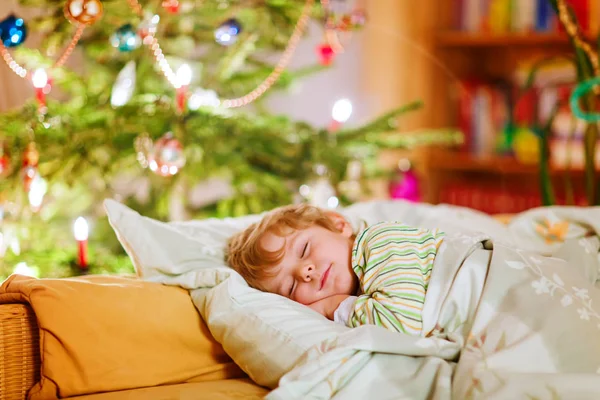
left=0, top=0, right=598, bottom=278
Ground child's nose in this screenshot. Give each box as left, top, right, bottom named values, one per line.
left=300, top=264, right=315, bottom=282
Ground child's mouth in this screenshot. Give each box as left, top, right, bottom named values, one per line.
left=319, top=265, right=331, bottom=291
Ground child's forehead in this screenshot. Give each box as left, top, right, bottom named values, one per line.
left=259, top=229, right=292, bottom=252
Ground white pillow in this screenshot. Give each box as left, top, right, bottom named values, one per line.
left=103, top=198, right=511, bottom=387
left=192, top=277, right=348, bottom=387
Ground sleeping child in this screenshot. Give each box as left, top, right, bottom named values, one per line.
left=226, top=203, right=444, bottom=335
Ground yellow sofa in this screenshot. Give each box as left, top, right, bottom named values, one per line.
left=0, top=275, right=268, bottom=400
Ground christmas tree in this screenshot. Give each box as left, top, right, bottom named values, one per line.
left=0, top=0, right=459, bottom=278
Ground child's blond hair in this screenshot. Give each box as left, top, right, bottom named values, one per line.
left=226, top=204, right=341, bottom=290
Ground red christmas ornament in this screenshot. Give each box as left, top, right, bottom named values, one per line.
left=162, top=0, right=180, bottom=14
left=22, top=142, right=39, bottom=192
left=316, top=43, right=335, bottom=66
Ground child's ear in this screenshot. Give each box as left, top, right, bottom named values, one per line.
left=327, top=212, right=353, bottom=237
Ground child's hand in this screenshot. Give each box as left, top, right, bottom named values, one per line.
left=308, top=295, right=350, bottom=320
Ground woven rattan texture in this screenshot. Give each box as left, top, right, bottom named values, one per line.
left=0, top=304, right=40, bottom=400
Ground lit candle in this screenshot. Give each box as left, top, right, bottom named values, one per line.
left=28, top=174, right=47, bottom=212
left=329, top=98, right=353, bottom=132
left=175, top=64, right=192, bottom=113
left=73, top=217, right=89, bottom=269
left=31, top=68, right=49, bottom=113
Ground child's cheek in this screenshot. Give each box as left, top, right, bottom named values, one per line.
left=296, top=289, right=314, bottom=306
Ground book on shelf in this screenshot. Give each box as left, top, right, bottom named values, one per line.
left=456, top=60, right=588, bottom=160
left=453, top=0, right=597, bottom=35
left=456, top=79, right=512, bottom=156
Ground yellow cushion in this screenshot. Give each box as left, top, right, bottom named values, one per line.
left=0, top=274, right=245, bottom=400
left=64, top=378, right=267, bottom=400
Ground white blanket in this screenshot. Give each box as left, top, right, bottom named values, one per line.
left=268, top=209, right=600, bottom=399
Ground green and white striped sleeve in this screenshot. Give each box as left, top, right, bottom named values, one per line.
left=348, top=221, right=444, bottom=335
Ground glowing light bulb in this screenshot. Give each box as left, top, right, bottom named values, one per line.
left=73, top=217, right=89, bottom=241
left=331, top=98, right=353, bottom=123
left=176, top=64, right=192, bottom=87
left=28, top=175, right=47, bottom=210
left=32, top=69, right=48, bottom=89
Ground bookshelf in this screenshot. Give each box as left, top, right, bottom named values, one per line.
left=435, top=32, right=573, bottom=48
left=410, top=0, right=597, bottom=213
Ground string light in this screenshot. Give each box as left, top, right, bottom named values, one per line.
left=0, top=23, right=85, bottom=80
left=1, top=0, right=316, bottom=110
left=127, top=0, right=314, bottom=108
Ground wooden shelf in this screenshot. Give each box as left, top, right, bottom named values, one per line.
left=423, top=150, right=586, bottom=176
left=436, top=32, right=572, bottom=49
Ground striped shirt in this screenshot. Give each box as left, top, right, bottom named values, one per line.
left=348, top=222, right=444, bottom=335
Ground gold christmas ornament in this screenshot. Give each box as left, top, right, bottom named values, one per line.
left=64, top=0, right=103, bottom=25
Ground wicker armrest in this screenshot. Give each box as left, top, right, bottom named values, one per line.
left=0, top=304, right=41, bottom=400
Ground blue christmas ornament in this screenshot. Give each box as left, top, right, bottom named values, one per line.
left=0, top=14, right=27, bottom=48
left=110, top=24, right=141, bottom=52
left=214, top=18, right=242, bottom=46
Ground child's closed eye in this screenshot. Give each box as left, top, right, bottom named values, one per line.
left=301, top=242, right=309, bottom=258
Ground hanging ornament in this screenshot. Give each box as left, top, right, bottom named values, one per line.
left=316, top=42, right=335, bottom=66
left=64, top=0, right=103, bottom=25
left=0, top=142, right=10, bottom=177
left=110, top=24, right=141, bottom=52
left=388, top=159, right=420, bottom=202
left=162, top=0, right=180, bottom=14
left=21, top=142, right=39, bottom=193
left=110, top=61, right=137, bottom=107
left=0, top=14, right=27, bottom=48
left=214, top=18, right=242, bottom=46
left=134, top=133, right=152, bottom=168
left=299, top=164, right=339, bottom=209
left=317, top=0, right=365, bottom=66
left=148, top=132, right=186, bottom=176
